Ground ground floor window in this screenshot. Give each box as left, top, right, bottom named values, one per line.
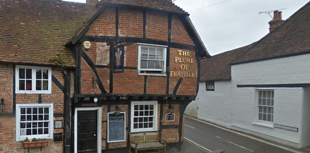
left=258, top=90, right=274, bottom=122
left=131, top=101, right=158, bottom=133
left=16, top=103, right=53, bottom=141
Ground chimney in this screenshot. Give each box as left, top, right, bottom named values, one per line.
left=269, top=11, right=284, bottom=32
left=86, top=0, right=98, bottom=5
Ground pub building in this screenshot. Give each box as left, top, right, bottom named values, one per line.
left=0, top=0, right=209, bottom=152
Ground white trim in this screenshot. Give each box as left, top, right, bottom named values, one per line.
left=131, top=101, right=158, bottom=133
left=107, top=112, right=126, bottom=143
left=16, top=103, right=54, bottom=141
left=15, top=65, right=52, bottom=94
left=137, top=44, right=167, bottom=76
left=74, top=107, right=102, bottom=153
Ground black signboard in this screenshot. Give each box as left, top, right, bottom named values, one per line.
left=113, top=45, right=124, bottom=73
left=107, top=112, right=126, bottom=142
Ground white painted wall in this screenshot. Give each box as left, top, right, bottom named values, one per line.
left=191, top=81, right=233, bottom=128
left=194, top=54, right=310, bottom=148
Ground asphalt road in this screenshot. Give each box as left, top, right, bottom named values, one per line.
left=184, top=116, right=299, bottom=153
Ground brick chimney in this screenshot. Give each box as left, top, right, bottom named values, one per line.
left=269, top=11, right=284, bottom=32
left=86, top=0, right=98, bottom=5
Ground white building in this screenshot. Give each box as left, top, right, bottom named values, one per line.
left=186, top=2, right=310, bottom=149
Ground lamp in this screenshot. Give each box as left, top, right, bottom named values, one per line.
left=0, top=98, right=5, bottom=112
left=94, top=98, right=98, bottom=103
left=115, top=105, right=120, bottom=115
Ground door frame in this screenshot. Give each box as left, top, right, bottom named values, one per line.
left=74, top=107, right=102, bottom=153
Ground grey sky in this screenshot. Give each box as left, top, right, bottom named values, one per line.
left=64, top=0, right=309, bottom=55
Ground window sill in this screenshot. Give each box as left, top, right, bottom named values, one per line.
left=252, top=122, right=274, bottom=129
left=16, top=91, right=51, bottom=94
left=138, top=73, right=167, bottom=77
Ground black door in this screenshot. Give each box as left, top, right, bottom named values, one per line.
left=77, top=110, right=97, bottom=153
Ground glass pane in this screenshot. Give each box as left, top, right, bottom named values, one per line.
left=39, top=115, right=43, bottom=120
left=134, top=111, right=138, bottom=116
left=26, top=123, right=31, bottom=128
left=36, top=69, right=42, bottom=79
left=259, top=113, right=262, bottom=120
left=149, top=48, right=155, bottom=56
left=263, top=107, right=267, bottom=113
left=154, top=61, right=163, bottom=69
left=27, top=115, right=31, bottom=121
left=33, top=115, right=37, bottom=121
left=21, top=108, right=25, bottom=114
left=145, top=105, right=149, bottom=110
left=44, top=108, right=49, bottom=114
left=32, top=122, right=37, bottom=128
left=44, top=115, right=49, bottom=120
left=134, top=105, right=138, bottom=110
left=144, top=123, right=148, bottom=128
left=139, top=105, right=143, bottom=110
left=271, top=108, right=274, bottom=114
left=149, top=54, right=155, bottom=60
left=43, top=69, right=48, bottom=79
left=271, top=115, right=273, bottom=122
left=271, top=100, right=274, bottom=106
left=141, top=60, right=147, bottom=69
left=145, top=111, right=149, bottom=116
left=144, top=117, right=148, bottom=122
left=259, top=106, right=262, bottom=113
left=134, top=123, right=138, bottom=129
left=43, top=81, right=48, bottom=90
left=141, top=54, right=148, bottom=60
left=134, top=118, right=138, bottom=122
left=36, top=80, right=42, bottom=90
left=27, top=108, right=32, bottom=114
left=263, top=114, right=266, bottom=121
left=19, top=80, right=25, bottom=90
left=39, top=122, right=43, bottom=127
left=149, top=117, right=153, bottom=121
left=27, top=129, right=31, bottom=135
left=33, top=108, right=37, bottom=114
left=263, top=91, right=266, bottom=98
left=150, top=105, right=154, bottom=110
left=150, top=111, right=154, bottom=115
left=38, top=128, right=43, bottom=134
left=39, top=108, right=43, bottom=114
left=139, top=118, right=143, bottom=122
left=21, top=115, right=25, bottom=121
left=149, top=123, right=153, bottom=128
left=21, top=123, right=25, bottom=128
left=258, top=99, right=262, bottom=105
left=148, top=61, right=155, bottom=69
left=268, top=107, right=272, bottom=113
left=259, top=91, right=262, bottom=98
left=139, top=123, right=143, bottom=128
left=141, top=47, right=148, bottom=54
left=267, top=99, right=270, bottom=105
left=44, top=122, right=48, bottom=127
left=271, top=91, right=274, bottom=98
left=26, top=80, right=32, bottom=90
left=26, top=69, right=32, bottom=79
left=262, top=99, right=266, bottom=105
left=19, top=68, right=25, bottom=78
left=44, top=128, right=48, bottom=134
left=139, top=111, right=143, bottom=116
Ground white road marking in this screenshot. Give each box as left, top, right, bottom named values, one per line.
left=185, top=124, right=195, bottom=129
left=184, top=137, right=211, bottom=152
left=185, top=116, right=303, bottom=153
left=216, top=136, right=254, bottom=152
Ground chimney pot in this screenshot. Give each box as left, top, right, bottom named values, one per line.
left=269, top=10, right=284, bottom=32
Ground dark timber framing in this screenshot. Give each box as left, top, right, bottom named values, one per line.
left=144, top=76, right=147, bottom=94
left=38, top=94, right=42, bottom=103
left=166, top=14, right=172, bottom=95
left=64, top=70, right=71, bottom=153
left=237, top=83, right=310, bottom=88
left=52, top=74, right=64, bottom=93
left=173, top=78, right=183, bottom=96
left=81, top=49, right=107, bottom=93
left=143, top=10, right=146, bottom=38
left=109, top=45, right=114, bottom=93
left=81, top=36, right=197, bottom=51
left=13, top=65, right=16, bottom=114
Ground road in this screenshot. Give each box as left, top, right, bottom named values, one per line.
left=184, top=116, right=301, bottom=153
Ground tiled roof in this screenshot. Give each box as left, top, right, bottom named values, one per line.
left=99, top=0, right=188, bottom=15
left=232, top=2, right=310, bottom=64
left=0, top=0, right=97, bottom=67
left=200, top=44, right=253, bottom=81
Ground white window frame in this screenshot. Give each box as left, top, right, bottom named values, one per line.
left=137, top=43, right=167, bottom=76
left=253, top=89, right=274, bottom=128
left=15, top=65, right=52, bottom=94
left=131, top=101, right=158, bottom=133
left=16, top=103, right=54, bottom=141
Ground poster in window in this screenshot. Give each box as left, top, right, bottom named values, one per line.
left=113, top=45, right=124, bottom=73
left=107, top=112, right=126, bottom=143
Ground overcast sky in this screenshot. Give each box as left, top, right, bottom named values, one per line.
left=64, top=0, right=309, bottom=55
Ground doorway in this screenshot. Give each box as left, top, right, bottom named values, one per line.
left=74, top=107, right=102, bottom=153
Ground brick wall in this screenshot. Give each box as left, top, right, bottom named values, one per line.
left=86, top=8, right=116, bottom=36
left=119, top=8, right=143, bottom=37
left=0, top=65, right=66, bottom=153
left=146, top=11, right=168, bottom=41
left=171, top=15, right=194, bottom=46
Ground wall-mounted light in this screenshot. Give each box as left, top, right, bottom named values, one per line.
left=0, top=98, right=5, bottom=112
left=94, top=98, right=98, bottom=103
left=115, top=105, right=120, bottom=115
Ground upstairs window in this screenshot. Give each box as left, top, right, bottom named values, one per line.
left=16, top=66, right=52, bottom=94
left=138, top=43, right=167, bottom=76
left=206, top=81, right=214, bottom=91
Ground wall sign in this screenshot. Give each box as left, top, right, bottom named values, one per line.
left=113, top=45, right=124, bottom=73
left=54, top=120, right=63, bottom=129
left=170, top=50, right=197, bottom=78
left=274, top=123, right=298, bottom=132
left=83, top=41, right=91, bottom=50
left=107, top=112, right=126, bottom=143
left=165, top=113, right=175, bottom=122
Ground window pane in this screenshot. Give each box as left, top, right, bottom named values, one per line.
left=134, top=111, right=138, bottom=116
left=32, top=122, right=37, bottom=128
left=21, top=123, right=25, bottom=128
left=267, top=99, right=270, bottom=105
left=44, top=108, right=49, bottom=114
left=27, top=115, right=31, bottom=121
left=39, top=115, right=43, bottom=120
left=149, top=48, right=155, bottom=56
left=21, top=108, right=25, bottom=114
left=141, top=54, right=148, bottom=60
left=139, top=118, right=143, bottom=122
left=33, top=115, right=38, bottom=121
left=27, top=129, right=31, bottom=135
left=141, top=47, right=148, bottom=54
left=36, top=69, right=42, bottom=79
left=134, top=105, right=138, bottom=110
left=144, top=117, right=148, bottom=122
left=258, top=99, right=262, bottom=105
left=154, top=61, right=163, bottom=69
left=259, top=106, right=262, bottom=113
left=19, top=80, right=25, bottom=90
left=139, top=123, right=143, bottom=128
left=39, top=122, right=43, bottom=127
left=43, top=81, right=48, bottom=90
left=26, top=80, right=32, bottom=90
left=262, top=99, right=266, bottom=105
left=27, top=108, right=32, bottom=114
left=44, top=122, right=49, bottom=127
left=26, top=123, right=31, bottom=128
left=139, top=105, right=143, bottom=110
left=139, top=111, right=143, bottom=116
left=263, top=114, right=266, bottom=120
left=36, top=81, right=41, bottom=90
left=145, top=111, right=149, bottom=116
left=149, top=123, right=153, bottom=128
left=134, top=123, right=138, bottom=129
left=43, top=69, right=48, bottom=79
left=144, top=123, right=148, bottom=128
left=145, top=105, right=149, bottom=110
left=150, top=105, right=154, bottom=110
left=148, top=61, right=155, bottom=69
left=150, top=111, right=153, bottom=115
left=21, top=115, right=25, bottom=121
left=134, top=118, right=138, bottom=122
left=33, top=108, right=37, bottom=114
left=141, top=60, right=147, bottom=69
left=149, top=117, right=153, bottom=121
left=19, top=68, right=25, bottom=79
left=44, top=115, right=49, bottom=120
left=38, top=128, right=43, bottom=134
left=44, top=128, right=48, bottom=134
left=39, top=108, right=43, bottom=114
left=26, top=69, right=32, bottom=79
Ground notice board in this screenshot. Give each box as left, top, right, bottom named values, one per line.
left=107, top=112, right=126, bottom=143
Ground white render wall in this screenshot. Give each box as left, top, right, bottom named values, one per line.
left=194, top=53, right=310, bottom=148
